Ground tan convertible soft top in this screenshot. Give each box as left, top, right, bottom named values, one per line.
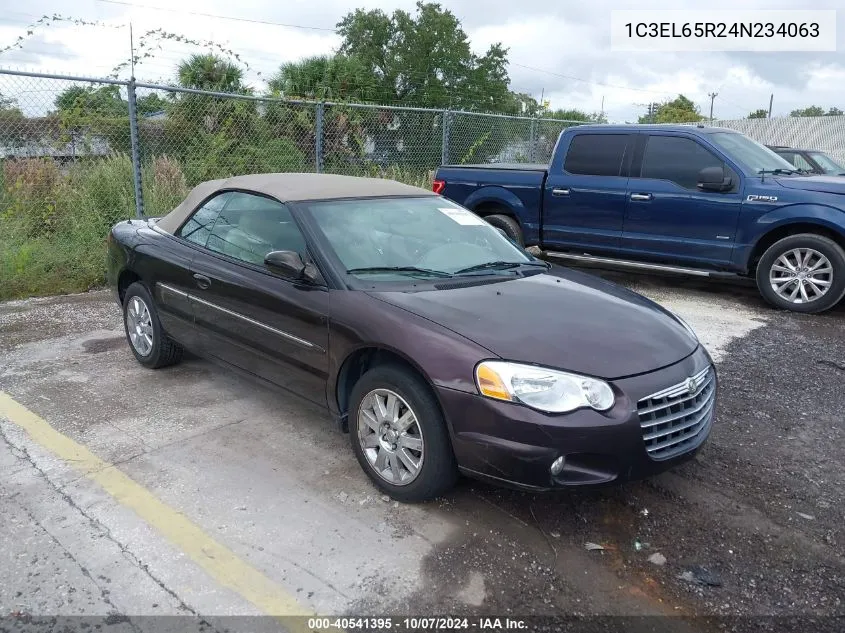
left=155, top=172, right=435, bottom=234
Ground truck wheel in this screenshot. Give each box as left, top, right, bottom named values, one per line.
left=756, top=233, right=845, bottom=314
left=484, top=214, right=524, bottom=247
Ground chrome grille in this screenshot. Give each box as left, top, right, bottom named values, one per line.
left=637, top=366, right=715, bottom=461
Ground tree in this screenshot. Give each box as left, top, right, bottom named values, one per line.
left=168, top=54, right=257, bottom=152
left=546, top=108, right=607, bottom=123
left=825, top=107, right=843, bottom=116
left=137, top=93, right=168, bottom=117
left=638, top=95, right=703, bottom=123
left=335, top=1, right=514, bottom=112
left=0, top=91, right=27, bottom=148
left=748, top=109, right=768, bottom=119
left=177, top=54, right=249, bottom=93
left=790, top=105, right=825, bottom=117
left=55, top=85, right=125, bottom=117
left=270, top=55, right=378, bottom=102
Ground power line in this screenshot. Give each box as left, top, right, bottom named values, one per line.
left=510, top=62, right=675, bottom=97
left=94, top=0, right=338, bottom=32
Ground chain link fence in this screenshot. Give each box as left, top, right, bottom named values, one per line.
left=5, top=66, right=845, bottom=300
left=686, top=115, right=845, bottom=162
left=0, top=67, right=586, bottom=299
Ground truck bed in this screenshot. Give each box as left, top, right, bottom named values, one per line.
left=439, top=163, right=548, bottom=172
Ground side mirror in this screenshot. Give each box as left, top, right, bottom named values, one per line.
left=264, top=250, right=320, bottom=284
left=697, top=165, right=733, bottom=192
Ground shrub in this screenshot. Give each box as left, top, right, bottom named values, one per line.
left=1, top=158, right=62, bottom=237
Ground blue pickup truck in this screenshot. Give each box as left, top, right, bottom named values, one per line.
left=433, top=124, right=845, bottom=313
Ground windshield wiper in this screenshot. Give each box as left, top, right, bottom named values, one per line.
left=758, top=168, right=801, bottom=183
left=346, top=266, right=453, bottom=278
left=454, top=260, right=549, bottom=274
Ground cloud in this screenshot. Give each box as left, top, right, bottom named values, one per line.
left=0, top=0, right=842, bottom=122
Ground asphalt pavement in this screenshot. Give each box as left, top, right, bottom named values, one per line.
left=0, top=268, right=842, bottom=633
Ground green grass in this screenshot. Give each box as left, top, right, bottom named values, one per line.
left=0, top=155, right=432, bottom=301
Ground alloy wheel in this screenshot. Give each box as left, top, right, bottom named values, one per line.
left=126, top=296, right=154, bottom=356
left=769, top=247, right=833, bottom=304
left=357, top=388, right=425, bottom=486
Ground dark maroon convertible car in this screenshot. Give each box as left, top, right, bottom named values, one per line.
left=107, top=173, right=716, bottom=502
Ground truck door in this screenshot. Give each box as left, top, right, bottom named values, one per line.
left=542, top=131, right=633, bottom=252
left=622, top=133, right=743, bottom=266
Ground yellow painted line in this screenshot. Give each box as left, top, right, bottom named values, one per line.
left=0, top=391, right=313, bottom=627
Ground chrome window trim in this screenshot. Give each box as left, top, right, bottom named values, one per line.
left=157, top=282, right=324, bottom=353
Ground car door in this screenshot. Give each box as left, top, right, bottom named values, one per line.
left=149, top=191, right=233, bottom=349
left=542, top=131, right=633, bottom=252
left=186, top=191, right=330, bottom=406
left=621, top=133, right=743, bottom=266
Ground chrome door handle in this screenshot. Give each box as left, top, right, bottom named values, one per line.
left=552, top=188, right=570, bottom=196
left=630, top=193, right=652, bottom=201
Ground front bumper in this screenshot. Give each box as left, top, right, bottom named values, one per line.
left=438, top=346, right=716, bottom=491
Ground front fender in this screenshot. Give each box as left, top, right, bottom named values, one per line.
left=736, top=203, right=845, bottom=267
left=747, top=203, right=845, bottom=239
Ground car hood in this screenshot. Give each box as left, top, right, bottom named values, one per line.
left=775, top=175, right=845, bottom=195
left=366, top=267, right=698, bottom=380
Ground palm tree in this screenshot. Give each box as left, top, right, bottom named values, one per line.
left=177, top=54, right=248, bottom=94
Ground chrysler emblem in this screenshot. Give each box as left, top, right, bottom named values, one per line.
left=686, top=377, right=698, bottom=395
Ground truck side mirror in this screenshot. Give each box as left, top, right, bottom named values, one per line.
left=697, top=165, right=733, bottom=192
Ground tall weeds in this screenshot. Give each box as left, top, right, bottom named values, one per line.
left=0, top=154, right=431, bottom=300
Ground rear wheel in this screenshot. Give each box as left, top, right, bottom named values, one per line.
left=755, top=233, right=845, bottom=313
left=484, top=213, right=524, bottom=247
left=349, top=365, right=458, bottom=502
left=122, top=282, right=183, bottom=368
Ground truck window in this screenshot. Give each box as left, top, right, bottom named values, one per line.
left=781, top=152, right=814, bottom=172
left=563, top=134, right=629, bottom=177
left=639, top=135, right=724, bottom=190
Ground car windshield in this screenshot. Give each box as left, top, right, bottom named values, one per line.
left=305, top=196, right=539, bottom=281
left=808, top=151, right=845, bottom=174
left=708, top=132, right=799, bottom=174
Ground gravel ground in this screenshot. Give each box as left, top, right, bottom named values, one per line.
left=0, top=270, right=843, bottom=632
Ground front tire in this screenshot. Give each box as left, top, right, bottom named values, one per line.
left=755, top=233, right=845, bottom=313
left=349, top=365, right=458, bottom=502
left=122, top=282, right=184, bottom=368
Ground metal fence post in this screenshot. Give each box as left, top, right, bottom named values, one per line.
left=441, top=110, right=451, bottom=165
left=315, top=102, right=324, bottom=173
left=528, top=118, right=537, bottom=162
left=126, top=78, right=145, bottom=218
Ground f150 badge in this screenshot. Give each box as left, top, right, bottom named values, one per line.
left=747, top=194, right=778, bottom=202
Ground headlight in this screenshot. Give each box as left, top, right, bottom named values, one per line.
left=475, top=361, right=615, bottom=413
left=670, top=311, right=699, bottom=343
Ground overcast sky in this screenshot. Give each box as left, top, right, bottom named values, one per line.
left=0, top=0, right=843, bottom=122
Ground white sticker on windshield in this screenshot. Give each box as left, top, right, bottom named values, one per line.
left=438, top=207, right=487, bottom=226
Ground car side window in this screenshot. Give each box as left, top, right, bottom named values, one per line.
left=176, top=192, right=232, bottom=247
left=205, top=191, right=307, bottom=267
left=639, top=135, right=725, bottom=190
left=791, top=153, right=814, bottom=171
left=563, top=134, right=630, bottom=176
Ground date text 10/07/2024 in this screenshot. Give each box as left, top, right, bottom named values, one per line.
left=306, top=617, right=528, bottom=630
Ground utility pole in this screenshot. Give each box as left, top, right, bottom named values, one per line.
left=768, top=93, right=774, bottom=118
left=708, top=92, right=718, bottom=122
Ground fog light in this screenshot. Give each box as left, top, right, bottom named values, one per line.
left=550, top=456, right=565, bottom=476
